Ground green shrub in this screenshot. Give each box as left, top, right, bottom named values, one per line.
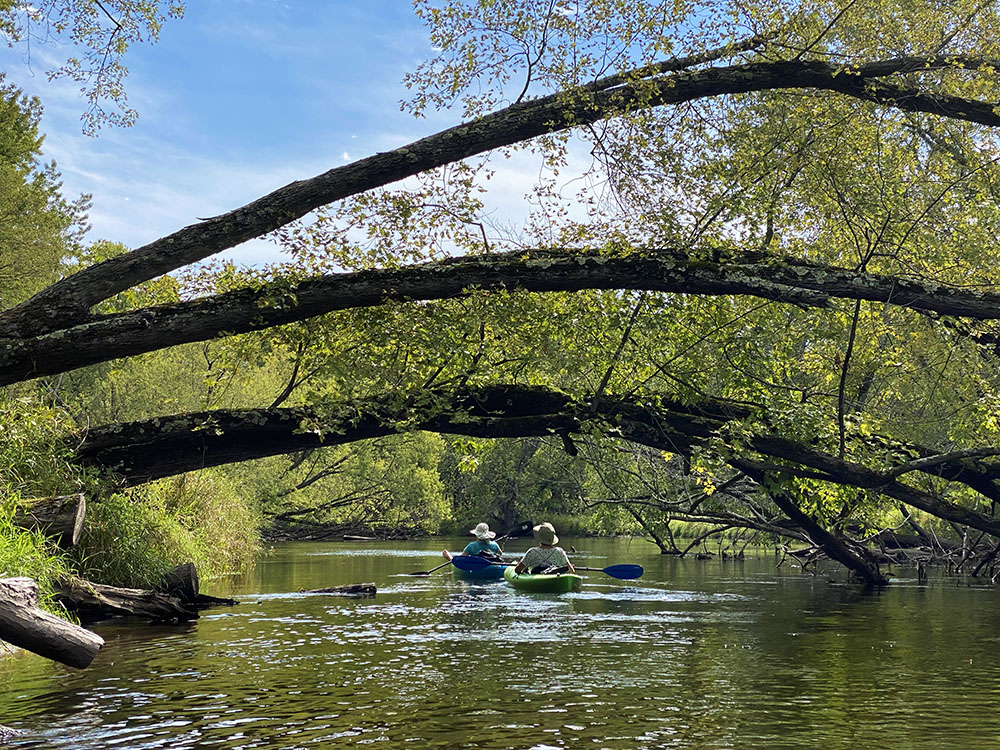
left=0, top=395, right=90, bottom=498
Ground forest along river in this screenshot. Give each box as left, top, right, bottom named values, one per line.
left=2, top=539, right=1000, bottom=749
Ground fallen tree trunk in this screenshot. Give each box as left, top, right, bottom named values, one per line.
left=737, top=462, right=890, bottom=587
left=13, top=494, right=86, bottom=548
left=300, top=583, right=377, bottom=597
left=53, top=576, right=198, bottom=623
left=0, top=578, right=104, bottom=669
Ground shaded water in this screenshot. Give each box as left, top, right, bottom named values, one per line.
left=2, top=539, right=1000, bottom=749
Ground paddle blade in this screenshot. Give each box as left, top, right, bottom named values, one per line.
left=603, top=564, right=644, bottom=580
left=496, top=520, right=532, bottom=541
left=450, top=555, right=500, bottom=571
left=510, top=520, right=533, bottom=537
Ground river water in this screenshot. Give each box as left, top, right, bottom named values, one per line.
left=1, top=538, right=999, bottom=749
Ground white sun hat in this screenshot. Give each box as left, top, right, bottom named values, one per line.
left=533, top=522, right=558, bottom=545
left=470, top=522, right=496, bottom=539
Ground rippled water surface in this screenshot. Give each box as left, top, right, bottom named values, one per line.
left=2, top=539, right=1000, bottom=749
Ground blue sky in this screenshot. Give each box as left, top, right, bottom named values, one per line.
left=1, top=1, right=487, bottom=265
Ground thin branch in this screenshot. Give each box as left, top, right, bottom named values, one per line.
left=880, top=447, right=1000, bottom=482
left=837, top=300, right=862, bottom=458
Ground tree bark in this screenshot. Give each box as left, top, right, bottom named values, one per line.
left=75, top=385, right=1000, bottom=537
left=158, top=562, right=238, bottom=610
left=13, top=494, right=86, bottom=548
left=160, top=562, right=198, bottom=604
left=0, top=577, right=104, bottom=669
left=737, top=469, right=889, bottom=587
left=70, top=381, right=1000, bottom=585
left=741, top=439, right=1000, bottom=539
left=74, top=384, right=740, bottom=483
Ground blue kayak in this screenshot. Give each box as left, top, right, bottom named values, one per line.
left=449, top=554, right=507, bottom=581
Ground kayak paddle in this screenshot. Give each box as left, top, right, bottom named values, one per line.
left=408, top=557, right=455, bottom=577
left=408, top=519, right=532, bottom=576
left=451, top=555, right=644, bottom=580
left=573, top=565, right=644, bottom=580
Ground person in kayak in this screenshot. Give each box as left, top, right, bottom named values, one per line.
left=441, top=522, right=504, bottom=563
left=514, top=522, right=575, bottom=575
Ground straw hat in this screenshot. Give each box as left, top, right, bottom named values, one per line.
left=470, top=522, right=496, bottom=540
left=533, top=522, right=558, bottom=545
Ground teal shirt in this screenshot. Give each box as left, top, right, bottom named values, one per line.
left=463, top=540, right=501, bottom=556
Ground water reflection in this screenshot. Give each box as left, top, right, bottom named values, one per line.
left=2, top=540, right=1000, bottom=748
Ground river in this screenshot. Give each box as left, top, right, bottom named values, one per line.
left=1, top=538, right=999, bottom=749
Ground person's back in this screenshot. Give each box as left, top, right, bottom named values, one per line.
left=463, top=538, right=501, bottom=557
left=515, top=522, right=574, bottom=574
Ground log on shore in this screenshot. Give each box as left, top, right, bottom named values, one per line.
left=0, top=577, right=104, bottom=669
left=54, top=576, right=197, bottom=623
left=13, top=494, right=86, bottom=547
left=300, top=582, right=376, bottom=597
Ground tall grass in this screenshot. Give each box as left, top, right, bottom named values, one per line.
left=71, top=472, right=261, bottom=589
left=0, top=497, right=72, bottom=611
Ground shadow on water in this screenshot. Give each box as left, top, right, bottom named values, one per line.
left=2, top=538, right=1000, bottom=748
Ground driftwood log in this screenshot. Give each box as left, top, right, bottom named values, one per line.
left=54, top=576, right=198, bottom=623
left=51, top=563, right=238, bottom=625
left=300, top=582, right=377, bottom=597
left=0, top=577, right=104, bottom=669
left=13, top=494, right=86, bottom=548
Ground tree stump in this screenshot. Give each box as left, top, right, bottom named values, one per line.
left=0, top=578, right=104, bottom=669
left=161, top=562, right=198, bottom=604
left=159, top=562, right=238, bottom=610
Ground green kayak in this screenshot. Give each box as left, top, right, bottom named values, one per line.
left=503, top=564, right=582, bottom=593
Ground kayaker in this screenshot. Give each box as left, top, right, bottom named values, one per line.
left=514, top=522, right=575, bottom=574
left=441, top=522, right=504, bottom=562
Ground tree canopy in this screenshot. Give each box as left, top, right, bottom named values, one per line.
left=1, top=0, right=185, bottom=132
left=9, top=0, right=1000, bottom=584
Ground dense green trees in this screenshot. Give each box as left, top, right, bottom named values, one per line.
left=11, top=0, right=1000, bottom=584
left=0, top=76, right=87, bottom=308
